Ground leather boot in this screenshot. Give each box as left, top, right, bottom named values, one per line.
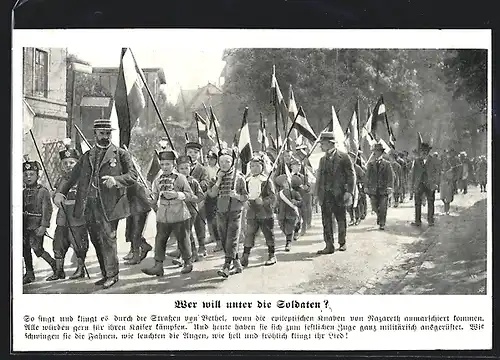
left=142, top=261, right=164, bottom=277
left=46, top=259, right=65, bottom=281
left=123, top=243, right=134, bottom=260
left=41, top=251, right=57, bottom=273
left=124, top=250, right=142, bottom=265
left=232, top=258, right=243, bottom=274
left=240, top=252, right=250, bottom=267
left=217, top=261, right=231, bottom=278
left=23, top=271, right=35, bottom=285
left=139, top=240, right=152, bottom=262
left=181, top=259, right=193, bottom=274
left=103, top=275, right=119, bottom=289
left=166, top=249, right=181, bottom=258
left=317, top=244, right=335, bottom=255
left=69, top=258, right=85, bottom=279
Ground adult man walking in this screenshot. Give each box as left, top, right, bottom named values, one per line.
left=411, top=142, right=440, bottom=227
left=315, top=132, right=355, bottom=254
left=54, top=119, right=138, bottom=289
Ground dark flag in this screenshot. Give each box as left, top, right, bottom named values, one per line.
left=292, top=106, right=317, bottom=143
left=237, top=108, right=252, bottom=174
left=146, top=150, right=161, bottom=184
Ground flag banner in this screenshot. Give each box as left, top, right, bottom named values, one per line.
left=237, top=109, right=252, bottom=174
left=258, top=115, right=270, bottom=151
left=114, top=48, right=147, bottom=148
left=331, top=105, right=347, bottom=152
left=361, top=111, right=373, bottom=145
left=293, top=106, right=317, bottom=143
left=109, top=101, right=120, bottom=147
left=379, top=138, right=392, bottom=153
left=270, top=66, right=289, bottom=134
left=417, top=131, right=423, bottom=152
left=23, top=98, right=35, bottom=135
left=146, top=150, right=161, bottom=184
left=345, top=103, right=359, bottom=153
left=75, top=128, right=91, bottom=155
left=195, top=112, right=208, bottom=139
left=370, top=95, right=386, bottom=136
left=288, top=85, right=299, bottom=143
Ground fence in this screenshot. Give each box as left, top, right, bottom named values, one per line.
left=37, top=140, right=62, bottom=190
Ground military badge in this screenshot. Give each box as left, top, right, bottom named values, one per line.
left=65, top=150, right=71, bottom=157
left=25, top=163, right=31, bottom=170
left=109, top=158, right=117, bottom=167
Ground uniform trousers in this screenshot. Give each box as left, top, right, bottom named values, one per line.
left=217, top=210, right=242, bottom=263
left=244, top=218, right=275, bottom=251
left=125, top=211, right=149, bottom=252
left=321, top=194, right=347, bottom=248
left=279, top=218, right=300, bottom=242
left=23, top=231, right=50, bottom=273
left=53, top=225, right=89, bottom=260
left=154, top=220, right=191, bottom=262
left=414, top=184, right=435, bottom=223
left=369, top=194, right=388, bottom=227
left=300, top=193, right=313, bottom=229
left=84, top=198, right=119, bottom=279
left=205, top=197, right=220, bottom=243
left=193, top=206, right=206, bottom=248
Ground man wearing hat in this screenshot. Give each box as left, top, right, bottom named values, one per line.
left=47, top=139, right=90, bottom=281
left=185, top=141, right=210, bottom=257
left=411, top=142, right=440, bottom=227
left=53, top=119, right=138, bottom=289
left=23, top=157, right=56, bottom=284
left=365, top=143, right=394, bottom=230
left=315, top=132, right=355, bottom=254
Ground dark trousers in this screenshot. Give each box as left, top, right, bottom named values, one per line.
left=414, top=184, right=435, bottom=223
left=244, top=218, right=275, bottom=250
left=321, top=195, right=346, bottom=248
left=217, top=210, right=242, bottom=263
left=53, top=225, right=89, bottom=260
left=23, top=231, right=48, bottom=272
left=300, top=193, right=313, bottom=228
left=358, top=192, right=367, bottom=220
left=279, top=218, right=300, bottom=242
left=85, top=198, right=119, bottom=279
left=193, top=205, right=206, bottom=247
left=369, top=194, right=388, bottom=226
left=125, top=211, right=149, bottom=251
left=154, top=220, right=191, bottom=262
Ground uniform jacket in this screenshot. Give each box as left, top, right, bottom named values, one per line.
left=190, top=162, right=210, bottom=192
left=246, top=174, right=276, bottom=220
left=127, top=182, right=152, bottom=217
left=277, top=187, right=302, bottom=221
left=354, top=163, right=366, bottom=185
left=411, top=155, right=440, bottom=190
left=151, top=170, right=193, bottom=223
left=54, top=173, right=85, bottom=227
left=365, top=157, right=394, bottom=196
left=23, top=183, right=53, bottom=230
left=390, top=160, right=402, bottom=192
left=185, top=175, right=205, bottom=217
left=315, top=149, right=355, bottom=202
left=59, top=144, right=137, bottom=222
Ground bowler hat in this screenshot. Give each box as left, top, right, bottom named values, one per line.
left=93, top=119, right=116, bottom=130
left=319, top=132, right=336, bottom=143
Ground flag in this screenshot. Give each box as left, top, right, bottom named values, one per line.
left=378, top=138, right=392, bottom=153
left=23, top=98, right=35, bottom=134
left=113, top=48, right=147, bottom=148
left=388, top=128, right=396, bottom=149
left=208, top=107, right=221, bottom=144
left=293, top=106, right=317, bottom=143
left=344, top=101, right=360, bottom=153
left=146, top=150, right=161, bottom=184
left=361, top=107, right=373, bottom=144
left=194, top=112, right=209, bottom=139
left=237, top=108, right=252, bottom=174
left=370, top=95, right=387, bottom=137
left=75, top=128, right=91, bottom=155
left=258, top=114, right=270, bottom=151
left=417, top=132, right=423, bottom=152
left=270, top=65, right=288, bottom=138
left=288, top=85, right=299, bottom=144
left=331, top=105, right=346, bottom=152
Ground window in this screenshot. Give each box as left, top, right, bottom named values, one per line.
left=34, top=49, right=48, bottom=97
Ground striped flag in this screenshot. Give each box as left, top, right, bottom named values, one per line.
left=113, top=48, right=147, bottom=148
left=270, top=65, right=288, bottom=139
left=287, top=85, right=299, bottom=144
left=370, top=95, right=387, bottom=137
left=345, top=100, right=360, bottom=153
left=194, top=112, right=208, bottom=139
left=417, top=132, right=423, bottom=152
left=331, top=105, right=347, bottom=152
left=293, top=106, right=317, bottom=143
left=237, top=108, right=252, bottom=174
left=146, top=150, right=161, bottom=184
left=258, top=114, right=270, bottom=151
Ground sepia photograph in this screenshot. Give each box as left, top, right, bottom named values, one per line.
left=18, top=39, right=488, bottom=296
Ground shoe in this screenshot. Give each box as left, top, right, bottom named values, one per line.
left=338, top=244, right=347, bottom=251
left=181, top=261, right=193, bottom=274
left=69, top=258, right=85, bottom=279
left=166, top=249, right=180, bottom=258
left=172, top=258, right=183, bottom=267
left=139, top=242, right=153, bottom=262
left=317, top=247, right=335, bottom=255
left=213, top=242, right=223, bottom=252
left=411, top=222, right=422, bottom=227
left=103, top=276, right=118, bottom=289
left=198, top=246, right=207, bottom=257
left=232, top=259, right=243, bottom=274
left=142, top=261, right=164, bottom=277
left=124, top=251, right=142, bottom=265
left=285, top=242, right=291, bottom=252
left=123, top=245, right=134, bottom=260
left=191, top=253, right=200, bottom=263
left=23, top=272, right=35, bottom=285
left=241, top=253, right=249, bottom=267
left=348, top=220, right=355, bottom=226
left=217, top=266, right=230, bottom=278
left=265, top=254, right=277, bottom=266
left=428, top=222, right=435, bottom=227
left=46, top=259, right=65, bottom=281
left=94, top=277, right=107, bottom=286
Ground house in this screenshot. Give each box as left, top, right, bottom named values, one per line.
left=73, top=67, right=164, bottom=143
left=23, top=47, right=69, bottom=160
left=176, top=82, right=223, bottom=128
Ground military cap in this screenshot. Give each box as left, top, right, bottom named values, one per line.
left=319, top=132, right=336, bottom=143
left=218, top=147, right=236, bottom=159
left=185, top=141, right=203, bottom=150
left=176, top=155, right=192, bottom=165
left=23, top=160, right=41, bottom=172
left=207, top=150, right=217, bottom=159
left=58, top=138, right=81, bottom=160
left=93, top=118, right=116, bottom=130
left=250, top=154, right=265, bottom=165
left=158, top=150, right=177, bottom=161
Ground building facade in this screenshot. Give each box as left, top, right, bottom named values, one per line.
left=176, top=82, right=223, bottom=128
left=23, top=47, right=69, bottom=159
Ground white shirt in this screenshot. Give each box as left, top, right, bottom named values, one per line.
left=247, top=174, right=266, bottom=200
left=206, top=165, right=218, bottom=180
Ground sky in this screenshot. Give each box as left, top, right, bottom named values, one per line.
left=67, top=46, right=226, bottom=103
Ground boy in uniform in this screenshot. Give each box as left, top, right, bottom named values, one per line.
left=241, top=154, right=277, bottom=267
left=275, top=174, right=302, bottom=252
left=290, top=156, right=311, bottom=235
left=204, top=150, right=222, bottom=251
left=47, top=139, right=89, bottom=281
left=207, top=148, right=249, bottom=278
left=141, top=150, right=194, bottom=276
left=171, top=155, right=205, bottom=265
left=22, top=158, right=56, bottom=284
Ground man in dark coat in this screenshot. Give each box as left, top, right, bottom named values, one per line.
left=315, top=132, right=355, bottom=254
left=411, top=142, right=440, bottom=227
left=365, top=143, right=394, bottom=230
left=53, top=119, right=138, bottom=289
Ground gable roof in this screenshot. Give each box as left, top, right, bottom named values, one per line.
left=176, top=82, right=223, bottom=109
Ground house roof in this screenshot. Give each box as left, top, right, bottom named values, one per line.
left=92, top=67, right=162, bottom=74
left=176, top=82, right=223, bottom=108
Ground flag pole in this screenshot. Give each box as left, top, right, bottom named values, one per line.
left=74, top=124, right=92, bottom=148
left=194, top=114, right=205, bottom=166
left=128, top=49, right=175, bottom=150
left=209, top=106, right=222, bottom=152
left=28, top=130, right=90, bottom=278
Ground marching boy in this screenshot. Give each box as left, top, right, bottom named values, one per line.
left=289, top=157, right=311, bottom=236
left=142, top=149, right=194, bottom=276
left=47, top=139, right=90, bottom=281
left=275, top=174, right=303, bottom=252
left=241, top=154, right=277, bottom=267
left=22, top=157, right=56, bottom=284
left=207, top=148, right=249, bottom=278
left=170, top=155, right=205, bottom=265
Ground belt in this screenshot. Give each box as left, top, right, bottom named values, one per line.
left=23, top=211, right=42, bottom=217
